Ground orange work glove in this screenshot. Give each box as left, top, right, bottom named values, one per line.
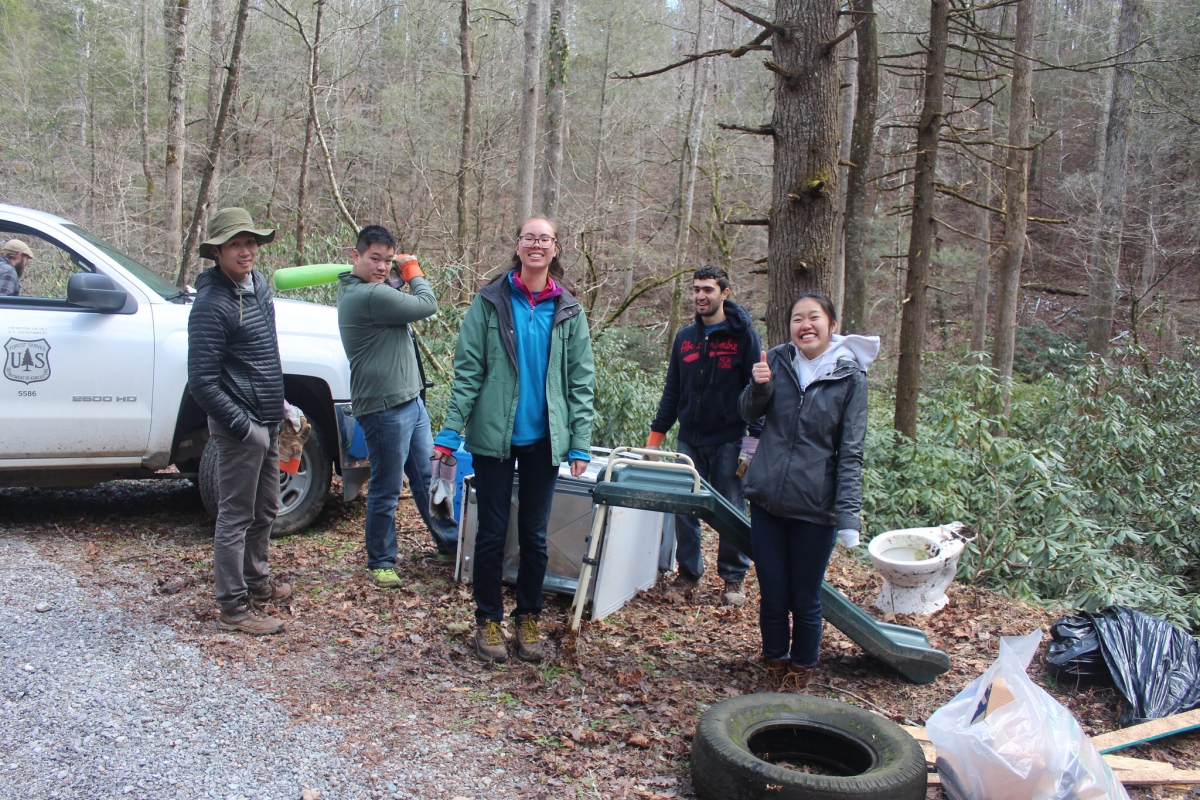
left=645, top=431, right=666, bottom=448
left=395, top=254, right=424, bottom=283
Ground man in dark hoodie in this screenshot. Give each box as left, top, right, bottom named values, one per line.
left=647, top=265, right=760, bottom=607
left=188, top=208, right=291, bottom=636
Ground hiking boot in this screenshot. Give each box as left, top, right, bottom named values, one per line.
left=667, top=573, right=701, bottom=603
left=250, top=580, right=293, bottom=604
left=514, top=615, right=544, bottom=663
left=779, top=662, right=814, bottom=693
left=436, top=550, right=457, bottom=565
left=474, top=619, right=508, bottom=663
left=721, top=581, right=746, bottom=607
left=218, top=602, right=284, bottom=636
left=368, top=567, right=402, bottom=589
left=761, top=658, right=789, bottom=692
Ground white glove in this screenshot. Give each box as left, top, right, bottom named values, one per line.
left=429, top=456, right=457, bottom=520
left=837, top=529, right=860, bottom=548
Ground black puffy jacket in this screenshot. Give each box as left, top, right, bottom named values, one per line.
left=187, top=266, right=284, bottom=439
left=737, top=342, right=867, bottom=531
left=649, top=301, right=763, bottom=447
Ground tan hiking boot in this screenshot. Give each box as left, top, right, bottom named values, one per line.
left=761, top=658, right=789, bottom=692
left=667, top=573, right=700, bottom=603
left=779, top=662, right=814, bottom=693
left=218, top=602, right=284, bottom=636
left=721, top=581, right=746, bottom=607
left=250, top=580, right=293, bottom=604
left=514, top=615, right=544, bottom=663
left=474, top=619, right=508, bottom=663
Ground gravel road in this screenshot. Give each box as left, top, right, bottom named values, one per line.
left=0, top=534, right=371, bottom=800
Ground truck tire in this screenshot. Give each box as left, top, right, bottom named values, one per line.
left=197, top=412, right=333, bottom=538
left=690, top=693, right=927, bottom=800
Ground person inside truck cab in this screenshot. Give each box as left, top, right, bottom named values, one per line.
left=0, top=238, right=33, bottom=296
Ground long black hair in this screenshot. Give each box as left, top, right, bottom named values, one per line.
left=505, top=217, right=566, bottom=284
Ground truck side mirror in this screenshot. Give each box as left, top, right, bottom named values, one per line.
left=67, top=272, right=131, bottom=313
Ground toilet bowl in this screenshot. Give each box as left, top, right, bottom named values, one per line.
left=867, top=522, right=969, bottom=615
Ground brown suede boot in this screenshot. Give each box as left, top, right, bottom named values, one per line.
left=473, top=619, right=508, bottom=663
left=250, top=580, right=293, bottom=604
left=762, top=658, right=789, bottom=692
left=779, top=662, right=814, bottom=693
left=667, top=573, right=700, bottom=604
left=514, top=615, right=544, bottom=663
left=218, top=602, right=285, bottom=636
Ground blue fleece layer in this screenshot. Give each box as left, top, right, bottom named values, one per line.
left=509, top=276, right=555, bottom=447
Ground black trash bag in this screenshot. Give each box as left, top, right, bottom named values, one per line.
left=1044, top=614, right=1113, bottom=687
left=1087, top=605, right=1200, bottom=725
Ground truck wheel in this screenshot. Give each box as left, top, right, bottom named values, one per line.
left=690, top=693, right=927, bottom=800
left=196, top=413, right=333, bottom=538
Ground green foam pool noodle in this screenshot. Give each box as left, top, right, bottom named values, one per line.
left=271, top=263, right=350, bottom=290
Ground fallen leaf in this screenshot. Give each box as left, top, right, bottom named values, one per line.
left=627, top=733, right=651, bottom=749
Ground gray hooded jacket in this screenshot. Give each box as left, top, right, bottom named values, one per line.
left=737, top=339, right=871, bottom=531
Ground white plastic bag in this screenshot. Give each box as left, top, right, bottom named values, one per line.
left=927, top=631, right=1129, bottom=800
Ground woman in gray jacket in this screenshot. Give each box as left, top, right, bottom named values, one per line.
left=738, top=292, right=878, bottom=692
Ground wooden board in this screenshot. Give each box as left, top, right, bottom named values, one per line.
left=1091, top=708, right=1200, bottom=754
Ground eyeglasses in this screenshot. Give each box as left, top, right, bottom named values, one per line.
left=518, top=235, right=556, bottom=247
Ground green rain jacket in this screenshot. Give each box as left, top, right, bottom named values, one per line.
left=442, top=273, right=595, bottom=464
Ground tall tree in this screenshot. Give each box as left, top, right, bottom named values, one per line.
left=163, top=0, right=189, bottom=273
left=140, top=0, right=154, bottom=245
left=293, top=0, right=323, bottom=264
left=968, top=98, right=994, bottom=354
left=893, top=0, right=949, bottom=439
left=176, top=0, right=253, bottom=287
left=1085, top=0, right=1144, bottom=355
left=840, top=0, right=877, bottom=334
left=990, top=0, right=1035, bottom=398
left=541, top=0, right=568, bottom=221
left=456, top=0, right=474, bottom=261
left=514, top=0, right=543, bottom=225
left=831, top=25, right=855, bottom=314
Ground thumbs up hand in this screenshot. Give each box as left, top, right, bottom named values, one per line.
left=752, top=349, right=772, bottom=384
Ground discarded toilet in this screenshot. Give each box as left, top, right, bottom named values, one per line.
left=868, top=522, right=970, bottom=615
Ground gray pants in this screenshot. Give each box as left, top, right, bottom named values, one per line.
left=209, top=418, right=279, bottom=613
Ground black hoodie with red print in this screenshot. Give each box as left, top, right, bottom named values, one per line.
left=650, top=300, right=763, bottom=447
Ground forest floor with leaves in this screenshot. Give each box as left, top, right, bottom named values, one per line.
left=2, top=478, right=1199, bottom=800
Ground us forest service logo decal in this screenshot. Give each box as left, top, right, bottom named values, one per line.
left=4, top=338, right=52, bottom=384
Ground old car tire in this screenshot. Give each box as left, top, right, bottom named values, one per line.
left=691, top=693, right=927, bottom=800
left=197, top=412, right=332, bottom=538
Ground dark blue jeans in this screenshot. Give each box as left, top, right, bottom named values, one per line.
left=403, top=399, right=460, bottom=555
left=750, top=503, right=836, bottom=667
left=675, top=440, right=751, bottom=582
left=471, top=438, right=559, bottom=623
left=359, top=399, right=421, bottom=570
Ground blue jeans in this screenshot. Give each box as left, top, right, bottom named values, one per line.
left=359, top=398, right=421, bottom=570
left=404, top=399, right=460, bottom=555
left=751, top=503, right=836, bottom=667
left=471, top=438, right=559, bottom=623
left=675, top=440, right=751, bottom=583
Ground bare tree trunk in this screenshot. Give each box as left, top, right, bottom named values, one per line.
left=294, top=0, right=323, bottom=265
left=893, top=0, right=949, bottom=439
left=305, top=0, right=357, bottom=234
left=541, top=0, right=568, bottom=221
left=456, top=0, right=474, bottom=260
left=514, top=0, right=542, bottom=225
left=163, top=0, right=189, bottom=273
left=625, top=134, right=640, bottom=298
left=205, top=0, right=225, bottom=202
left=990, top=0, right=1035, bottom=404
left=176, top=0, right=252, bottom=287
left=968, top=99, right=994, bottom=354
left=591, top=13, right=613, bottom=215
left=831, top=27, right=856, bottom=316
left=665, top=0, right=716, bottom=349
left=1085, top=0, right=1143, bottom=356
left=765, top=0, right=841, bottom=346
left=841, top=0, right=877, bottom=335
left=140, top=0, right=154, bottom=246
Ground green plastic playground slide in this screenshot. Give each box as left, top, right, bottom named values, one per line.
left=592, top=459, right=951, bottom=685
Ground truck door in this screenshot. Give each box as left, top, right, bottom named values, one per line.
left=0, top=229, right=155, bottom=460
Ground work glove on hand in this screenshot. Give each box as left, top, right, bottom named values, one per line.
left=429, top=454, right=457, bottom=520
left=278, top=403, right=312, bottom=462
left=735, top=436, right=759, bottom=479
left=837, top=529, right=861, bottom=548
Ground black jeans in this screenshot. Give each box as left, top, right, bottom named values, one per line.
left=471, top=438, right=559, bottom=623
left=750, top=503, right=836, bottom=667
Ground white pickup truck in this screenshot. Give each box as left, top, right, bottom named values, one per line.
left=0, top=204, right=368, bottom=535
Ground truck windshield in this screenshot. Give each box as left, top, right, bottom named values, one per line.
left=63, top=224, right=183, bottom=300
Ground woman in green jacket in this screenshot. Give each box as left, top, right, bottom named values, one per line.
left=435, top=217, right=595, bottom=664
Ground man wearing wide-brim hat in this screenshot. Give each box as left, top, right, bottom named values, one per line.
left=188, top=207, right=293, bottom=635
left=0, top=238, right=33, bottom=296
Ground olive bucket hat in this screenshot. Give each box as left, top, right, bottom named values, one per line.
left=199, top=207, right=275, bottom=261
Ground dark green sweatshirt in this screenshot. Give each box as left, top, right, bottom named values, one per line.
left=337, top=272, right=438, bottom=416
